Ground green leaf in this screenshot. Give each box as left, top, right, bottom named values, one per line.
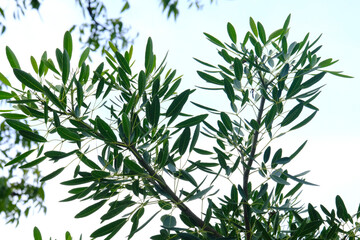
left=20, top=156, right=46, bottom=169
left=63, top=31, right=73, bottom=59
left=249, top=17, right=258, bottom=37
left=227, top=22, right=237, bottom=43
left=91, top=170, right=110, bottom=178
left=0, top=90, right=14, bottom=100
left=44, top=150, right=77, bottom=161
left=19, top=130, right=47, bottom=142
left=197, top=71, right=223, bottom=85
left=0, top=72, right=11, bottom=87
left=5, top=149, right=35, bottom=166
left=263, top=146, right=271, bottom=163
left=257, top=22, right=266, bottom=44
left=289, top=141, right=307, bottom=159
left=30, top=56, right=39, bottom=74
left=158, top=200, right=172, bottom=210
left=270, top=172, right=289, bottom=185
left=115, top=51, right=131, bottom=75
left=189, top=124, right=200, bottom=152
left=138, top=70, right=146, bottom=96
left=193, top=58, right=216, bottom=69
left=281, top=104, right=303, bottom=127
left=122, top=113, right=131, bottom=142
left=290, top=111, right=317, bottom=131
left=1, top=113, right=27, bottom=119
left=78, top=47, right=90, bottom=68
left=61, top=177, right=94, bottom=186
left=224, top=78, right=235, bottom=102
left=40, top=167, right=65, bottom=182
left=175, top=114, right=208, bottom=128
left=336, top=195, right=349, bottom=221
left=124, top=159, right=143, bottom=174
left=6, top=46, right=20, bottom=69
left=178, top=127, right=190, bottom=155
left=301, top=72, right=326, bottom=89
left=77, top=152, right=101, bottom=170
left=75, top=200, right=106, bottom=218
left=13, top=69, right=43, bottom=92
left=91, top=218, right=127, bottom=238
left=324, top=70, right=353, bottom=78
left=57, top=126, right=81, bottom=141
left=203, top=32, right=225, bottom=48
left=268, top=29, right=283, bottom=41
left=234, top=58, right=243, bottom=80
left=62, top=50, right=70, bottom=84
left=161, top=214, right=176, bottom=228
left=96, top=116, right=117, bottom=142
left=33, top=226, right=42, bottom=240
left=43, top=86, right=66, bottom=111
left=165, top=89, right=191, bottom=118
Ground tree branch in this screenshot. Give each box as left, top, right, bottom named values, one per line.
left=243, top=96, right=265, bottom=240
left=128, top=145, right=222, bottom=238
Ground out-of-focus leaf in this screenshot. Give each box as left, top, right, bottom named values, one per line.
left=13, top=69, right=43, bottom=92
left=0, top=91, right=14, bottom=100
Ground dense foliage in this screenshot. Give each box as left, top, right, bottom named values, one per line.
left=1, top=14, right=359, bottom=239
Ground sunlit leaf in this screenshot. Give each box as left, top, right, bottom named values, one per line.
left=227, top=22, right=237, bottom=43
left=63, top=31, right=73, bottom=59
left=203, top=32, right=225, bottom=48
left=6, top=46, right=20, bottom=69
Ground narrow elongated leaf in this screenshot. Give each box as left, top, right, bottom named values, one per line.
left=122, top=113, right=131, bottom=142
left=77, top=152, right=101, bottom=170
left=178, top=127, right=190, bottom=155
left=0, top=72, right=11, bottom=87
left=290, top=111, right=317, bottom=131
left=20, top=156, right=46, bottom=168
left=197, top=71, right=223, bottom=85
left=78, top=47, right=90, bottom=68
left=115, top=52, right=131, bottom=75
left=91, top=170, right=110, bottom=178
left=19, top=130, right=47, bottom=142
left=44, top=150, right=77, bottom=161
left=124, top=159, right=143, bottom=174
left=43, top=86, right=66, bottom=111
left=0, top=91, right=13, bottom=100
left=1, top=113, right=27, bottom=119
left=175, top=114, right=208, bottom=128
left=268, top=29, right=283, bottom=41
left=96, top=116, right=117, bottom=142
left=13, top=69, right=43, bottom=92
left=5, top=149, right=35, bottom=166
left=63, top=31, right=73, bottom=59
left=138, top=70, right=146, bottom=96
left=234, top=58, right=243, bottom=80
left=257, top=22, right=266, bottom=44
left=290, top=141, right=307, bottom=159
left=224, top=78, right=235, bottom=102
left=336, top=195, right=349, bottom=221
left=5, top=119, right=31, bottom=131
left=61, top=177, right=94, bottom=186
left=301, top=72, right=326, bottom=89
left=227, top=22, right=237, bottom=43
left=91, top=218, right=127, bottom=238
left=249, top=17, right=258, bottom=37
left=281, top=104, right=303, bottom=127
left=165, top=89, right=191, bottom=117
left=6, top=46, right=20, bottom=69
left=62, top=50, right=70, bottom=84
left=33, top=227, right=42, bottom=240
left=270, top=173, right=289, bottom=185
left=189, top=124, right=200, bottom=152
left=75, top=200, right=106, bottom=218
left=203, top=32, right=225, bottom=48
left=57, top=126, right=81, bottom=141
left=40, top=167, right=65, bottom=182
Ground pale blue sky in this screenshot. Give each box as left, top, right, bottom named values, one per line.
left=0, top=0, right=359, bottom=239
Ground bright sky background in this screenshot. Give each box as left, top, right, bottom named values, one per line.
left=0, top=0, right=359, bottom=239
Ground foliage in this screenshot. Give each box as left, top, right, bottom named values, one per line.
left=0, top=0, right=214, bottom=52
left=1, top=14, right=359, bottom=239
left=0, top=91, right=46, bottom=224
